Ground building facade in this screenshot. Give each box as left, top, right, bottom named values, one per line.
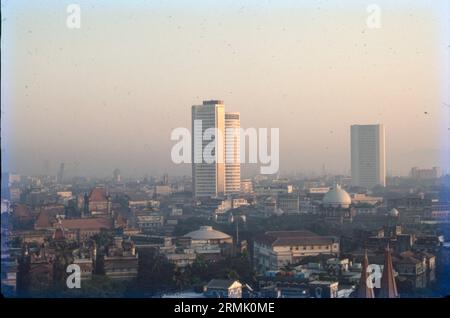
left=204, top=279, right=242, bottom=298
left=192, top=100, right=241, bottom=198
left=351, top=124, right=386, bottom=189
left=253, top=231, right=340, bottom=272
left=192, top=100, right=226, bottom=198
left=225, top=112, right=241, bottom=194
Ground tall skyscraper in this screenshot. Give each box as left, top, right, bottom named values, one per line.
left=57, top=162, right=65, bottom=184
left=191, top=100, right=240, bottom=198
left=113, top=168, right=121, bottom=183
left=225, top=112, right=241, bottom=194
left=351, top=124, right=386, bottom=189
left=192, top=100, right=226, bottom=197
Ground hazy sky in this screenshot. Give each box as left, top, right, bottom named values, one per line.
left=1, top=0, right=449, bottom=178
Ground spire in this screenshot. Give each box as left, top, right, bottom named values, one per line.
left=357, top=249, right=375, bottom=298
left=379, top=243, right=399, bottom=298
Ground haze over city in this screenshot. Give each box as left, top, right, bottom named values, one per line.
left=2, top=0, right=449, bottom=178
left=2, top=0, right=450, bottom=303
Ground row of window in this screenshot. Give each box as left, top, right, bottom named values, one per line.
left=290, top=245, right=331, bottom=251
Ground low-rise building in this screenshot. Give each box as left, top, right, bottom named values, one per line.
left=179, top=226, right=234, bottom=261
left=308, top=280, right=339, bottom=298
left=277, top=193, right=299, bottom=214
left=59, top=217, right=113, bottom=242
left=135, top=213, right=164, bottom=230
left=204, top=279, right=242, bottom=298
left=72, top=246, right=95, bottom=281
left=254, top=230, right=339, bottom=272
left=103, top=237, right=138, bottom=280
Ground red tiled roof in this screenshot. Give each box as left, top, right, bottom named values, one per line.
left=89, top=187, right=108, bottom=202
left=60, top=217, right=113, bottom=230
left=255, top=230, right=335, bottom=247
left=273, top=237, right=334, bottom=246
left=35, top=211, right=53, bottom=229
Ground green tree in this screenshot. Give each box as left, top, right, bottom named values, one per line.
left=92, top=229, right=113, bottom=247
left=137, top=248, right=176, bottom=294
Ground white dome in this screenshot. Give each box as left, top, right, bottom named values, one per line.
left=389, top=208, right=399, bottom=217
left=322, top=184, right=352, bottom=208
left=184, top=226, right=231, bottom=240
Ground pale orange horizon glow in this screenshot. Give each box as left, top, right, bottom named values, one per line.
left=1, top=0, right=449, bottom=178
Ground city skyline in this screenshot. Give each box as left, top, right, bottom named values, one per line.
left=2, top=1, right=449, bottom=302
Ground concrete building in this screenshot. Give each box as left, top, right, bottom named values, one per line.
left=72, top=246, right=95, bottom=281
left=351, top=124, right=386, bottom=189
left=253, top=230, right=339, bottom=272
left=225, top=112, right=241, bottom=194
left=103, top=237, right=138, bottom=280
left=192, top=100, right=226, bottom=198
left=87, top=187, right=111, bottom=216
left=135, top=213, right=164, bottom=230
left=59, top=217, right=113, bottom=242
left=410, top=167, right=441, bottom=179
left=320, top=184, right=355, bottom=222
left=192, top=100, right=241, bottom=198
left=179, top=226, right=233, bottom=261
left=204, top=279, right=242, bottom=298
left=240, top=179, right=253, bottom=194
left=155, top=185, right=171, bottom=196
left=277, top=193, right=300, bottom=214
left=308, top=281, right=339, bottom=298
left=113, top=168, right=121, bottom=183
left=57, top=163, right=65, bottom=184
left=182, top=226, right=233, bottom=246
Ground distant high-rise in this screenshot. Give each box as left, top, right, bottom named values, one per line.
left=351, top=124, right=386, bottom=189
left=113, top=168, right=121, bottom=183
left=57, top=162, right=65, bottom=184
left=225, top=112, right=241, bottom=194
left=162, top=173, right=169, bottom=185
left=44, top=160, right=51, bottom=175
left=191, top=100, right=241, bottom=198
left=192, top=100, right=226, bottom=198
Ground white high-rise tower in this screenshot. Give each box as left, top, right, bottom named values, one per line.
left=351, top=124, right=386, bottom=189
left=192, top=100, right=225, bottom=197
left=225, top=112, right=241, bottom=194
left=191, top=100, right=241, bottom=198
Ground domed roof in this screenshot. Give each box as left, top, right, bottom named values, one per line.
left=389, top=208, right=399, bottom=217
left=184, top=226, right=231, bottom=240
left=322, top=184, right=352, bottom=208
